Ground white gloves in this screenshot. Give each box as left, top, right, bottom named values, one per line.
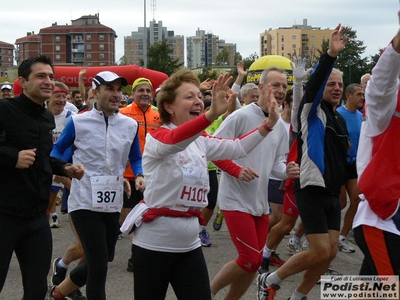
left=290, top=57, right=313, bottom=83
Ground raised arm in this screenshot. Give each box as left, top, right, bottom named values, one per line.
left=78, top=67, right=88, bottom=103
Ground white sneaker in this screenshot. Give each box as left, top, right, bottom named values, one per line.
left=338, top=237, right=355, bottom=253
left=302, top=239, right=309, bottom=251
left=286, top=238, right=302, bottom=254
left=50, top=214, right=60, bottom=228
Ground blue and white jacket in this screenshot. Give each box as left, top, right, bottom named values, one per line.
left=295, top=53, right=349, bottom=196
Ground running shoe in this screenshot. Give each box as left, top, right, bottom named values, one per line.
left=302, top=239, right=309, bottom=251
left=50, top=214, right=60, bottom=228
left=46, top=285, right=56, bottom=300
left=212, top=209, right=224, bottom=231
left=127, top=258, right=133, bottom=272
left=317, top=267, right=343, bottom=284
left=257, top=272, right=280, bottom=300
left=338, top=237, right=355, bottom=253
left=66, top=289, right=87, bottom=300
left=258, top=257, right=269, bottom=274
left=287, top=297, right=307, bottom=300
left=269, top=252, right=285, bottom=267
left=286, top=238, right=302, bottom=254
left=51, top=258, right=67, bottom=285
left=199, top=228, right=212, bottom=247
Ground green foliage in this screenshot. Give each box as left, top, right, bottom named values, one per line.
left=197, top=67, right=219, bottom=82
left=229, top=52, right=259, bottom=85
left=141, top=39, right=183, bottom=76
left=118, top=55, right=128, bottom=65
left=216, top=47, right=230, bottom=66
left=317, top=26, right=369, bottom=85
left=366, top=48, right=385, bottom=73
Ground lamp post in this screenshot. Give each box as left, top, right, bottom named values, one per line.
left=143, top=0, right=147, bottom=68
left=347, top=59, right=354, bottom=85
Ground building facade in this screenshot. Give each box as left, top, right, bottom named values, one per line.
left=260, top=19, right=331, bottom=62
left=124, top=20, right=184, bottom=67
left=187, top=28, right=236, bottom=69
left=15, top=14, right=117, bottom=66
left=0, top=41, right=15, bottom=77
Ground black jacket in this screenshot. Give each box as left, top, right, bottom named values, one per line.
left=0, top=94, right=67, bottom=217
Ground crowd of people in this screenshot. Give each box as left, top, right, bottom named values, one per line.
left=1, top=12, right=400, bottom=300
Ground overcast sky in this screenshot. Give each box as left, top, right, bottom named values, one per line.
left=1, top=0, right=398, bottom=65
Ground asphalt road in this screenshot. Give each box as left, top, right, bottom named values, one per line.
left=2, top=206, right=363, bottom=300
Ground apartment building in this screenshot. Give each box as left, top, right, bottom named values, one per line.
left=187, top=28, right=236, bottom=69
left=260, top=19, right=331, bottom=62
left=124, top=20, right=184, bottom=66
left=0, top=41, right=15, bottom=76
left=15, top=14, right=117, bottom=66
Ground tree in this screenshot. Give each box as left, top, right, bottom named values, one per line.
left=140, top=39, right=183, bottom=76
left=118, top=55, right=128, bottom=65
left=229, top=52, right=259, bottom=85
left=318, top=26, right=369, bottom=85
left=197, top=67, right=219, bottom=83
left=216, top=47, right=230, bottom=66
left=366, top=48, right=385, bottom=73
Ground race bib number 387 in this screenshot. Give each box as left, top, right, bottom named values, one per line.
left=90, top=176, right=122, bottom=212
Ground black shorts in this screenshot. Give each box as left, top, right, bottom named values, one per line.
left=295, top=185, right=341, bottom=234
left=206, top=170, right=218, bottom=210
left=123, top=180, right=144, bottom=209
left=268, top=179, right=284, bottom=204
left=344, top=162, right=358, bottom=181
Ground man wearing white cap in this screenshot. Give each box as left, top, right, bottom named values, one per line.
left=1, top=83, right=13, bottom=99
left=48, top=71, right=144, bottom=300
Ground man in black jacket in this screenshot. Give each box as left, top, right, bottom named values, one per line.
left=0, top=55, right=84, bottom=300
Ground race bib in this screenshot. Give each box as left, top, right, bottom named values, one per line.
left=90, top=176, right=122, bottom=212
left=175, top=166, right=209, bottom=211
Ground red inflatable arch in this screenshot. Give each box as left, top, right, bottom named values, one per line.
left=13, top=65, right=168, bottom=96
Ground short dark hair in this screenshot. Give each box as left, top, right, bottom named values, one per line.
left=203, top=90, right=212, bottom=97
left=345, top=83, right=362, bottom=95
left=71, top=90, right=81, bottom=98
left=18, top=55, right=54, bottom=80
left=284, top=89, right=293, bottom=105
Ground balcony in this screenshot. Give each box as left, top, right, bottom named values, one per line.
left=72, top=39, right=84, bottom=43
left=72, top=55, right=84, bottom=62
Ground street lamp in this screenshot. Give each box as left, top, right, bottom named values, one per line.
left=347, top=59, right=354, bottom=85
left=143, top=0, right=147, bottom=68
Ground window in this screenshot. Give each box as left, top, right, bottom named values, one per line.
left=99, top=35, right=104, bottom=40
left=86, top=44, right=91, bottom=50
left=55, top=54, right=61, bottom=60
left=86, top=53, right=91, bottom=59
left=311, top=36, right=316, bottom=40
left=292, top=35, right=296, bottom=40
left=99, top=53, right=105, bottom=59
left=55, top=45, right=60, bottom=51
left=281, top=44, right=284, bottom=50
left=55, top=36, right=60, bottom=42
left=86, top=35, right=91, bottom=41
left=281, top=35, right=284, bottom=42
left=292, top=44, right=297, bottom=49
left=99, top=44, right=104, bottom=50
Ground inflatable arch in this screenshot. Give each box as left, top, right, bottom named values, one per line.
left=247, top=55, right=293, bottom=89
left=13, top=65, right=168, bottom=96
